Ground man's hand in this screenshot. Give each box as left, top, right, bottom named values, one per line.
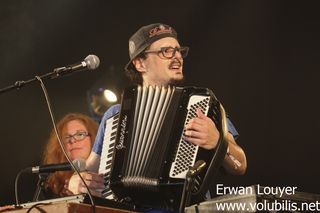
left=67, top=172, right=105, bottom=197
left=184, top=108, right=220, bottom=150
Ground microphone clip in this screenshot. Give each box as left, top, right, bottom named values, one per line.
left=51, top=66, right=74, bottom=79
left=33, top=173, right=50, bottom=202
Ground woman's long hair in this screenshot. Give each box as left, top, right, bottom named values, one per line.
left=42, top=113, right=99, bottom=196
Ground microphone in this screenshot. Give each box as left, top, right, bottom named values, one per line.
left=30, top=159, right=86, bottom=174
left=53, top=54, right=100, bottom=77
left=187, top=160, right=207, bottom=177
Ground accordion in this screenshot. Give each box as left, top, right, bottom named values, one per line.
left=99, top=85, right=228, bottom=209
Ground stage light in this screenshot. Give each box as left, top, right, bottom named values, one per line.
left=86, top=65, right=129, bottom=122
left=104, top=89, right=118, bottom=103
left=87, top=87, right=119, bottom=122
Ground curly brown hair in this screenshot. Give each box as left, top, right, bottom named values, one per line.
left=42, top=113, right=99, bottom=196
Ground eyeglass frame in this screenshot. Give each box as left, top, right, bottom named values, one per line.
left=63, top=130, right=90, bottom=144
left=143, top=46, right=189, bottom=59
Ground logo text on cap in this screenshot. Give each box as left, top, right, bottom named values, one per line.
left=149, top=25, right=173, bottom=38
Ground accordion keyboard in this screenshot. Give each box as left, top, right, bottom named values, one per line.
left=99, top=113, right=119, bottom=199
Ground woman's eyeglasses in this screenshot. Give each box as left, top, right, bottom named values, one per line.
left=63, top=131, right=90, bottom=144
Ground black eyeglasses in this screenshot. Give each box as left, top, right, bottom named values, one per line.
left=144, top=46, right=189, bottom=59
left=63, top=131, right=90, bottom=144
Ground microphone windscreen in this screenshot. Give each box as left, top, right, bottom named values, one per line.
left=72, top=158, right=86, bottom=172
left=84, top=55, right=100, bottom=70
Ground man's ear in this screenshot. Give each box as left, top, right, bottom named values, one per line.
left=133, top=58, right=147, bottom=73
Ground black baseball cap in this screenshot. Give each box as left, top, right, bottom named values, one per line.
left=125, top=23, right=178, bottom=71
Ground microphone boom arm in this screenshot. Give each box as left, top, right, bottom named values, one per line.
left=0, top=55, right=99, bottom=95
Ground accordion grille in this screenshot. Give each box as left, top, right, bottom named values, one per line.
left=170, top=95, right=211, bottom=178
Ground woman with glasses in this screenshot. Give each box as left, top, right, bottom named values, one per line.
left=41, top=113, right=98, bottom=198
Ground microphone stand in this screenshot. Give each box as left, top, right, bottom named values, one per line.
left=179, top=160, right=207, bottom=213
left=33, top=173, right=49, bottom=202
left=179, top=176, right=195, bottom=213
left=0, top=67, right=73, bottom=95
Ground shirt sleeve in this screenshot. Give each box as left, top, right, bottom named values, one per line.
left=227, top=117, right=239, bottom=140
left=92, top=104, right=121, bottom=155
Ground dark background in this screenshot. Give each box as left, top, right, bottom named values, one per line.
left=1, top=0, right=319, bottom=206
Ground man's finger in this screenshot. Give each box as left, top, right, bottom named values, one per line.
left=184, top=130, right=204, bottom=139
left=186, top=119, right=205, bottom=130
left=183, top=137, right=204, bottom=146
left=196, top=108, right=206, bottom=118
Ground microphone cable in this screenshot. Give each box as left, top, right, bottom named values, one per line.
left=15, top=167, right=31, bottom=205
